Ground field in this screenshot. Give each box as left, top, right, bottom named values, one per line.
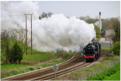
left=1, top=38, right=74, bottom=78
left=1, top=52, right=66, bottom=78
left=104, top=69, right=120, bottom=80
left=56, top=55, right=120, bottom=80
left=22, top=52, right=57, bottom=63
left=1, top=39, right=120, bottom=80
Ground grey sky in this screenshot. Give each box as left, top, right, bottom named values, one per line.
left=38, top=1, right=120, bottom=18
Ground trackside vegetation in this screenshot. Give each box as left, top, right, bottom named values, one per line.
left=56, top=55, right=120, bottom=80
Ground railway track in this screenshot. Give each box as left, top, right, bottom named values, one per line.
left=31, top=62, right=90, bottom=80
left=4, top=54, right=91, bottom=80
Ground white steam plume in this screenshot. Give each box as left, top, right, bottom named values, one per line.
left=1, top=2, right=96, bottom=51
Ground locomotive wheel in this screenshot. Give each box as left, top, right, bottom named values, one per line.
left=97, top=53, right=100, bottom=59
left=85, top=59, right=89, bottom=62
left=91, top=58, right=94, bottom=62
left=95, top=54, right=98, bottom=60
left=97, top=54, right=99, bottom=59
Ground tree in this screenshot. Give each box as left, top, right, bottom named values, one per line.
left=80, top=16, right=98, bottom=24
left=10, top=42, right=23, bottom=64
left=1, top=30, right=10, bottom=64
left=1, top=30, right=24, bottom=64
left=100, top=18, right=120, bottom=42
left=110, top=18, right=120, bottom=42
left=94, top=25, right=101, bottom=39
left=112, top=41, right=120, bottom=55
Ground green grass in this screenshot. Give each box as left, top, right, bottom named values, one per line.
left=87, top=63, right=120, bottom=80
left=56, top=55, right=120, bottom=80
left=1, top=64, right=30, bottom=78
left=1, top=58, right=64, bottom=78
left=87, top=56, right=120, bottom=80
left=104, top=70, right=120, bottom=80
left=1, top=48, right=60, bottom=78
left=22, top=52, right=57, bottom=63
left=1, top=38, right=58, bottom=63
left=1, top=50, right=59, bottom=78
left=102, top=47, right=112, bottom=52
left=1, top=64, right=28, bottom=70
left=1, top=38, right=74, bottom=78
left=41, top=58, right=64, bottom=67
left=1, top=38, right=62, bottom=78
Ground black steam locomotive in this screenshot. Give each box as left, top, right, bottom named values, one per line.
left=83, top=40, right=101, bottom=62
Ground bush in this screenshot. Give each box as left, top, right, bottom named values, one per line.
left=112, top=41, right=120, bottom=55
left=1, top=31, right=10, bottom=64
left=10, top=42, right=23, bottom=64
left=28, top=67, right=34, bottom=71
left=102, top=48, right=112, bottom=52
left=10, top=71, right=18, bottom=75
left=94, top=25, right=101, bottom=39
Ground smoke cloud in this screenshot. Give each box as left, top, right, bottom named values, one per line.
left=1, top=2, right=96, bottom=51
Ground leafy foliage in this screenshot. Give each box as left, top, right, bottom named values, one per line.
left=56, top=49, right=74, bottom=59
left=1, top=31, right=10, bottom=64
left=110, top=18, right=120, bottom=42
left=102, top=18, right=120, bottom=41
left=10, top=42, right=23, bottom=64
left=1, top=30, right=24, bottom=64
left=94, top=25, right=101, bottom=39
left=112, top=41, right=120, bottom=55
left=80, top=16, right=98, bottom=24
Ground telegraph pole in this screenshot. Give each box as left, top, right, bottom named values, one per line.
left=24, top=14, right=32, bottom=55
left=30, top=14, right=32, bottom=55
left=25, top=14, right=27, bottom=55
left=99, top=12, right=102, bottom=32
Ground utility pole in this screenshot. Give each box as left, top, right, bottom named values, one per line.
left=30, top=14, right=32, bottom=55
left=25, top=14, right=27, bottom=55
left=99, top=12, right=102, bottom=32
left=24, top=14, right=32, bottom=55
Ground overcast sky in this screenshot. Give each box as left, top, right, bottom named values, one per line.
left=38, top=1, right=120, bottom=18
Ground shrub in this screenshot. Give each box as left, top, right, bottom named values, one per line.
left=10, top=42, right=23, bottom=64
left=28, top=67, right=34, bottom=71
left=112, top=41, right=120, bottom=55
left=102, top=48, right=112, bottom=52
left=1, top=31, right=10, bottom=64
left=10, top=71, right=18, bottom=75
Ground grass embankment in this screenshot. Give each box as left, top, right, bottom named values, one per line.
left=1, top=38, right=74, bottom=78
left=1, top=51, right=73, bottom=78
left=87, top=62, right=120, bottom=80
left=1, top=53, right=65, bottom=78
left=56, top=55, right=120, bottom=80
left=22, top=51, right=57, bottom=63
left=104, top=69, right=120, bottom=80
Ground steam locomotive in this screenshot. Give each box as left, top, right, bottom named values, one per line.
left=83, top=40, right=101, bottom=62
